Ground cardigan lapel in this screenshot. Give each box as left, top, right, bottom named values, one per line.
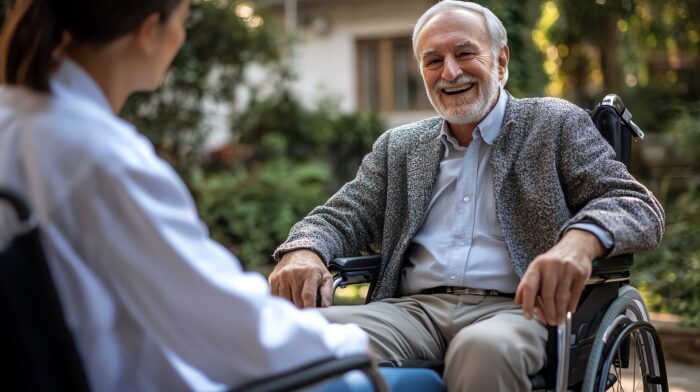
left=406, top=122, right=444, bottom=236
left=490, top=95, right=528, bottom=268
left=491, top=95, right=526, bottom=198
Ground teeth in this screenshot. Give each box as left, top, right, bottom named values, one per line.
left=443, top=83, right=473, bottom=93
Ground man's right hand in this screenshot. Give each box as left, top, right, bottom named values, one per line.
left=269, top=249, right=333, bottom=308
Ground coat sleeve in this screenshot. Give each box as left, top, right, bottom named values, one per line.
left=556, top=107, right=665, bottom=256
left=273, top=130, right=391, bottom=264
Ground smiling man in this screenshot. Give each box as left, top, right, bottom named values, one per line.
left=269, top=1, right=665, bottom=390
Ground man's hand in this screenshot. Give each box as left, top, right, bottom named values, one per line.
left=515, top=229, right=606, bottom=325
left=269, top=249, right=333, bottom=308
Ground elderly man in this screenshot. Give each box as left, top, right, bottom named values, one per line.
left=269, top=1, right=664, bottom=390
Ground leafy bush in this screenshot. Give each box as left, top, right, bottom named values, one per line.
left=121, top=0, right=283, bottom=172
left=235, top=90, right=386, bottom=187
left=188, top=160, right=332, bottom=268
left=633, top=190, right=700, bottom=326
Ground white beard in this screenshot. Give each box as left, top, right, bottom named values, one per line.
left=425, top=64, right=500, bottom=125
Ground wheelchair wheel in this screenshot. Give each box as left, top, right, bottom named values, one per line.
left=581, top=287, right=667, bottom=392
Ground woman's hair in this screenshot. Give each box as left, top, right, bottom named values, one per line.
left=0, top=0, right=182, bottom=92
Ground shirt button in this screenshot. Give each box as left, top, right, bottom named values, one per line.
left=463, top=196, right=470, bottom=203
left=449, top=275, right=456, bottom=280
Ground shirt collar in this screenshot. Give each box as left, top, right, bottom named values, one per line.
left=50, top=58, right=112, bottom=112
left=439, top=86, right=507, bottom=150
left=477, top=87, right=507, bottom=145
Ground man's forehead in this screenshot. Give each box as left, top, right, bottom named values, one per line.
left=416, top=9, right=489, bottom=51
left=420, top=40, right=480, bottom=58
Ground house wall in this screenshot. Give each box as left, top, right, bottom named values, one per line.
left=285, top=0, right=437, bottom=126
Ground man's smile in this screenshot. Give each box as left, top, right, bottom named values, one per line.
left=442, top=83, right=475, bottom=96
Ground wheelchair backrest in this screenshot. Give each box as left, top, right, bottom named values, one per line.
left=588, top=94, right=645, bottom=168
left=0, top=189, right=90, bottom=392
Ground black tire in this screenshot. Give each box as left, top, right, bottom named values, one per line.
left=581, top=286, right=663, bottom=392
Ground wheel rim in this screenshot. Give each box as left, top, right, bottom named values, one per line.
left=599, top=321, right=665, bottom=392
left=605, top=327, right=653, bottom=392
left=582, top=287, right=664, bottom=392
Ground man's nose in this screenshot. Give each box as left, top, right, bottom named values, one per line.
left=441, top=56, right=463, bottom=81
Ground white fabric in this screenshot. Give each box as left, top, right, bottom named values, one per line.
left=0, top=59, right=367, bottom=392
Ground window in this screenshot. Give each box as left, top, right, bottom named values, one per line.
left=357, top=37, right=432, bottom=112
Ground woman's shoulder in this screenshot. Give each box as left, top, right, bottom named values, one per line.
left=9, top=88, right=163, bottom=180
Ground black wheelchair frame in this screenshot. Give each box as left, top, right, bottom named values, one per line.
left=329, top=94, right=669, bottom=392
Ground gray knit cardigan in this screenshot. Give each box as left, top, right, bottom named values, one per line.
left=274, top=93, right=665, bottom=302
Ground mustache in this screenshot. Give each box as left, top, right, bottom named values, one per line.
left=434, top=75, right=478, bottom=92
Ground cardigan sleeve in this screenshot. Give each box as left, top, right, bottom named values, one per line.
left=556, top=108, right=665, bottom=256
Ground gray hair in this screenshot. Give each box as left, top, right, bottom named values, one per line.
left=412, top=1, right=509, bottom=85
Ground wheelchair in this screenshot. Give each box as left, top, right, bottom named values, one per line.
left=328, top=94, right=669, bottom=392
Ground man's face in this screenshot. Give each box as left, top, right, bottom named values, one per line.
left=416, top=10, right=507, bottom=125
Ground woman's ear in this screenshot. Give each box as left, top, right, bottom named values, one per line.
left=133, top=12, right=162, bottom=56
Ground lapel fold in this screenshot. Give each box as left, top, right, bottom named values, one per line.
left=406, top=122, right=444, bottom=235
left=491, top=96, right=526, bottom=198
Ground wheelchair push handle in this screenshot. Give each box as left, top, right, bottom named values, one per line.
left=600, top=93, right=644, bottom=140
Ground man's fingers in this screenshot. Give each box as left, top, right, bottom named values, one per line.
left=539, top=265, right=558, bottom=325
left=517, top=269, right=541, bottom=320
left=318, top=274, right=334, bottom=307
left=269, top=250, right=330, bottom=307
left=300, top=273, right=322, bottom=308
left=554, top=266, right=574, bottom=325
left=278, top=280, right=293, bottom=303
left=269, top=276, right=280, bottom=296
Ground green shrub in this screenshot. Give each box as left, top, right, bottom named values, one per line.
left=235, top=90, right=386, bottom=187
left=187, top=160, right=332, bottom=268
left=633, top=190, right=700, bottom=326
left=189, top=99, right=385, bottom=269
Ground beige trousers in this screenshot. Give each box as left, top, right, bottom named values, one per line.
left=320, top=293, right=548, bottom=391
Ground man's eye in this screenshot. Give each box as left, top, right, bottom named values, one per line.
left=425, top=59, right=442, bottom=67
left=457, top=52, right=474, bottom=58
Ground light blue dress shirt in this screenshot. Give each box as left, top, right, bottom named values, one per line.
left=400, top=88, right=613, bottom=295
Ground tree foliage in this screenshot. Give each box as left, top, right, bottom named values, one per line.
left=634, top=190, right=700, bottom=326
left=535, top=0, right=699, bottom=126
left=120, top=0, right=283, bottom=172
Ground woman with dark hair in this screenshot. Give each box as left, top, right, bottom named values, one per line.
left=0, top=0, right=368, bottom=390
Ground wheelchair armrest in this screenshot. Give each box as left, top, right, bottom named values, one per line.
left=589, top=254, right=632, bottom=283
left=234, top=354, right=385, bottom=392
left=329, top=255, right=382, bottom=272
left=328, top=255, right=382, bottom=293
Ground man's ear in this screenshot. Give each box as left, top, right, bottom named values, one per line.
left=498, top=46, right=510, bottom=81
left=133, top=12, right=162, bottom=56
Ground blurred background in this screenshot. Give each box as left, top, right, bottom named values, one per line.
left=1, top=0, right=699, bottom=380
